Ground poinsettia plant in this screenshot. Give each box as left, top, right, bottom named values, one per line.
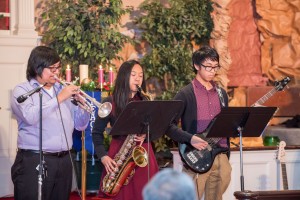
left=71, top=77, right=114, bottom=93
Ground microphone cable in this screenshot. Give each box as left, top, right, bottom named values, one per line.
left=54, top=87, right=83, bottom=200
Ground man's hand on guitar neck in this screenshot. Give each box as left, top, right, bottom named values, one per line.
left=190, top=135, right=208, bottom=150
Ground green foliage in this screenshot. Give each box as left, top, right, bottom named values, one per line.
left=154, top=136, right=169, bottom=152
left=103, top=130, right=112, bottom=151
left=136, top=0, right=213, bottom=98
left=141, top=44, right=194, bottom=99
left=37, top=0, right=132, bottom=80
left=136, top=0, right=214, bottom=152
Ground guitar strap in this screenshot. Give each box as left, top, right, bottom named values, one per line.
left=200, top=84, right=226, bottom=139
left=215, top=84, right=226, bottom=108
left=215, top=84, right=231, bottom=157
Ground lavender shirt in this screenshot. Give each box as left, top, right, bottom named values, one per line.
left=11, top=79, right=90, bottom=152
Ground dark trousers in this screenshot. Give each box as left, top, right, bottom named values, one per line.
left=11, top=150, right=72, bottom=200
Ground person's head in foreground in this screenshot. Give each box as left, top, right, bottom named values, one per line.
left=142, top=169, right=197, bottom=200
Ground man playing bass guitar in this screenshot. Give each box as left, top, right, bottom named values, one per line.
left=166, top=46, right=232, bottom=200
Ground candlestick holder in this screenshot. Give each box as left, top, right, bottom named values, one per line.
left=97, top=81, right=113, bottom=99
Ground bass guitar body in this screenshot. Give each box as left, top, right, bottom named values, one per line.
left=179, top=135, right=228, bottom=173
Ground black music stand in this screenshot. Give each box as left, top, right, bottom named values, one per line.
left=110, top=100, right=183, bottom=141
left=110, top=100, right=183, bottom=179
left=204, top=107, right=277, bottom=191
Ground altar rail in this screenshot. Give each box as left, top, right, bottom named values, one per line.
left=234, top=190, right=300, bottom=200
left=171, top=146, right=300, bottom=200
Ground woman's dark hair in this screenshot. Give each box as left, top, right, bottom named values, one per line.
left=192, top=46, right=219, bottom=74
left=112, top=60, right=146, bottom=117
left=26, top=46, right=60, bottom=81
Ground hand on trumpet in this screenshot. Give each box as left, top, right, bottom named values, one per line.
left=54, top=75, right=112, bottom=116
left=72, top=92, right=88, bottom=106
left=57, top=84, right=80, bottom=103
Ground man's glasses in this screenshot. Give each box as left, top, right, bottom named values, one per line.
left=200, top=63, right=221, bottom=72
left=47, top=65, right=61, bottom=72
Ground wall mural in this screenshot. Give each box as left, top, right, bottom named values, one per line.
left=256, top=0, right=300, bottom=83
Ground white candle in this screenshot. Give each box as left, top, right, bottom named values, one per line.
left=79, top=64, right=89, bottom=84
left=109, top=67, right=114, bottom=86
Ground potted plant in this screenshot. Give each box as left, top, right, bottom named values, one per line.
left=36, top=0, right=133, bottom=81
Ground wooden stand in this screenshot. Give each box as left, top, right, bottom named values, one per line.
left=234, top=190, right=300, bottom=200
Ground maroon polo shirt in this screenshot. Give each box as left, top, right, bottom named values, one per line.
left=192, top=78, right=227, bottom=147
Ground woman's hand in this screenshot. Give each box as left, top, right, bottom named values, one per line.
left=190, top=135, right=208, bottom=150
left=101, top=155, right=117, bottom=173
left=134, top=134, right=146, bottom=142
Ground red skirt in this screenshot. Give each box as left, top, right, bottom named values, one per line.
left=97, top=137, right=159, bottom=200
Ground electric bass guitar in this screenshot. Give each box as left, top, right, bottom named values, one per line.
left=179, top=77, right=291, bottom=173
left=277, top=141, right=289, bottom=190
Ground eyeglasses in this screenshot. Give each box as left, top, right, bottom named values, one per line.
left=47, top=65, right=62, bottom=72
left=200, top=63, right=221, bottom=72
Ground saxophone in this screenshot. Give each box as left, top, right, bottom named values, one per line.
left=101, top=85, right=151, bottom=196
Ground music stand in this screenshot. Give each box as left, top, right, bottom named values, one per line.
left=204, top=107, right=277, bottom=191
left=110, top=100, right=183, bottom=180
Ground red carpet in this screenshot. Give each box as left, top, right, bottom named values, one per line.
left=0, top=192, right=99, bottom=200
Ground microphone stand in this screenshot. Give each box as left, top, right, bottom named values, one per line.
left=38, top=91, right=43, bottom=200
left=143, top=117, right=150, bottom=182
left=16, top=83, right=47, bottom=200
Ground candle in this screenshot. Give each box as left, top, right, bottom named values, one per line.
left=109, top=67, right=114, bottom=86
left=98, top=65, right=104, bottom=88
left=79, top=64, right=89, bottom=84
left=66, top=64, right=71, bottom=82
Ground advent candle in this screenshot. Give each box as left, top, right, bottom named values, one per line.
left=66, top=64, right=71, bottom=82
left=79, top=64, right=89, bottom=84
left=109, top=67, right=114, bottom=86
left=98, top=65, right=104, bottom=88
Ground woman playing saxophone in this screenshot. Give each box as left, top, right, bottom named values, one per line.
left=92, top=60, right=159, bottom=200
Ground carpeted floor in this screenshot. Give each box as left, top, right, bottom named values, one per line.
left=0, top=192, right=99, bottom=200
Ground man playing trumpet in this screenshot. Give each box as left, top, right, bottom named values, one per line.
left=11, top=46, right=90, bottom=200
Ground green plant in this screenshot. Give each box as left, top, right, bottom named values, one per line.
left=37, top=0, right=132, bottom=80
left=136, top=0, right=214, bottom=151
left=136, top=0, right=213, bottom=99
left=103, top=130, right=112, bottom=151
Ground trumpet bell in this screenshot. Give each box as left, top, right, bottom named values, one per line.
left=98, top=102, right=112, bottom=118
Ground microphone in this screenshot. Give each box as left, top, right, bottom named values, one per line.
left=17, top=83, right=47, bottom=103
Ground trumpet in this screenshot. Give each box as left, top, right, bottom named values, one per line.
left=54, top=76, right=112, bottom=118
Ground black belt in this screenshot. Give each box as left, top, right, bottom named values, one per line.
left=18, top=149, right=69, bottom=157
